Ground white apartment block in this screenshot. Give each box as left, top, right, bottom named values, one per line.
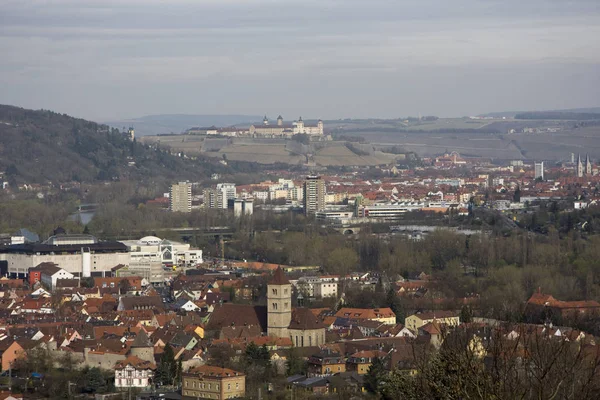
left=293, top=276, right=339, bottom=299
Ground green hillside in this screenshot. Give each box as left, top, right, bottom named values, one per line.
left=0, top=105, right=226, bottom=184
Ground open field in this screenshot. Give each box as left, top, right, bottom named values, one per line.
left=325, top=117, right=500, bottom=132
left=331, top=118, right=600, bottom=161
left=141, top=136, right=402, bottom=166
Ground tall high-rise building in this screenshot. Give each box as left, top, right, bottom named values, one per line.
left=203, top=188, right=217, bottom=209
left=303, top=176, right=325, bottom=215
left=216, top=183, right=236, bottom=209
left=170, top=182, right=192, bottom=213
left=203, top=183, right=237, bottom=209
left=534, top=162, right=544, bottom=180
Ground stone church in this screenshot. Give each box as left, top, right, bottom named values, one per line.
left=205, top=266, right=326, bottom=347
left=267, top=267, right=326, bottom=347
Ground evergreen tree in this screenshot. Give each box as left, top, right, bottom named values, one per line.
left=156, top=344, right=177, bottom=385
left=286, top=347, right=307, bottom=376
left=365, top=357, right=387, bottom=395
left=460, top=305, right=473, bottom=323
left=386, top=287, right=404, bottom=323
left=82, top=367, right=107, bottom=393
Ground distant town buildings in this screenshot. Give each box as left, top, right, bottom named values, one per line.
left=170, top=182, right=192, bottom=212
left=303, top=176, right=326, bottom=215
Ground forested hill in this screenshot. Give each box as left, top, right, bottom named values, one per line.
left=0, top=105, right=225, bottom=184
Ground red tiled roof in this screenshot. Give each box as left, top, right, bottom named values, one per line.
left=186, top=365, right=244, bottom=378
left=269, top=266, right=290, bottom=285
left=115, top=355, right=156, bottom=370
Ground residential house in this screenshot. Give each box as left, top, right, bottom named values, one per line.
left=526, top=292, right=600, bottom=321
left=405, top=311, right=460, bottom=334
left=0, top=340, right=38, bottom=371
left=172, top=298, right=199, bottom=312
left=182, top=365, right=245, bottom=400
left=346, top=350, right=388, bottom=375
left=117, top=296, right=163, bottom=312
left=39, top=265, right=75, bottom=291
left=28, top=262, right=58, bottom=286
left=114, top=355, right=156, bottom=390
left=307, top=349, right=346, bottom=377
left=334, top=308, right=396, bottom=324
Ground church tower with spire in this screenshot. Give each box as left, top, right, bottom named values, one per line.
left=577, top=154, right=584, bottom=178
left=267, top=266, right=292, bottom=338
left=586, top=154, right=592, bottom=175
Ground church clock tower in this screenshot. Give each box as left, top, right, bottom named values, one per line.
left=267, top=266, right=292, bottom=338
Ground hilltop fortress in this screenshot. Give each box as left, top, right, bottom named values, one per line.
left=187, top=115, right=324, bottom=138
left=250, top=115, right=324, bottom=137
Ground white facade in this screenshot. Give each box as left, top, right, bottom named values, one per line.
left=315, top=211, right=355, bottom=223
left=314, top=281, right=338, bottom=298
left=120, top=236, right=203, bottom=267
left=178, top=300, right=199, bottom=312
left=293, top=276, right=338, bottom=299
left=232, top=198, right=254, bottom=217
left=2, top=251, right=131, bottom=278
left=41, top=268, right=75, bottom=290
left=253, top=191, right=269, bottom=202
left=217, top=183, right=236, bottom=209
left=115, top=365, right=154, bottom=389
left=534, top=162, right=544, bottom=180
left=293, top=118, right=324, bottom=135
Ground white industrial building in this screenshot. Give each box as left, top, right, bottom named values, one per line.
left=0, top=234, right=130, bottom=278
left=119, top=236, right=203, bottom=267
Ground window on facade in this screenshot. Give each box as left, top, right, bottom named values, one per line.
left=208, top=383, right=211, bottom=390
left=284, top=302, right=288, bottom=309
left=272, top=289, right=277, bottom=295
left=284, top=288, right=288, bottom=294
left=309, top=336, right=312, bottom=346
left=227, top=383, right=231, bottom=390
left=272, top=303, right=277, bottom=310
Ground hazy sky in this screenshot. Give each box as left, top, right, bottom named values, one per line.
left=1, top=0, right=600, bottom=121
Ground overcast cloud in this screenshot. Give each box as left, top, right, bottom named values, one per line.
left=1, top=0, right=599, bottom=121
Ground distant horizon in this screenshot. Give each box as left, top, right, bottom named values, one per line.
left=3, top=102, right=600, bottom=126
